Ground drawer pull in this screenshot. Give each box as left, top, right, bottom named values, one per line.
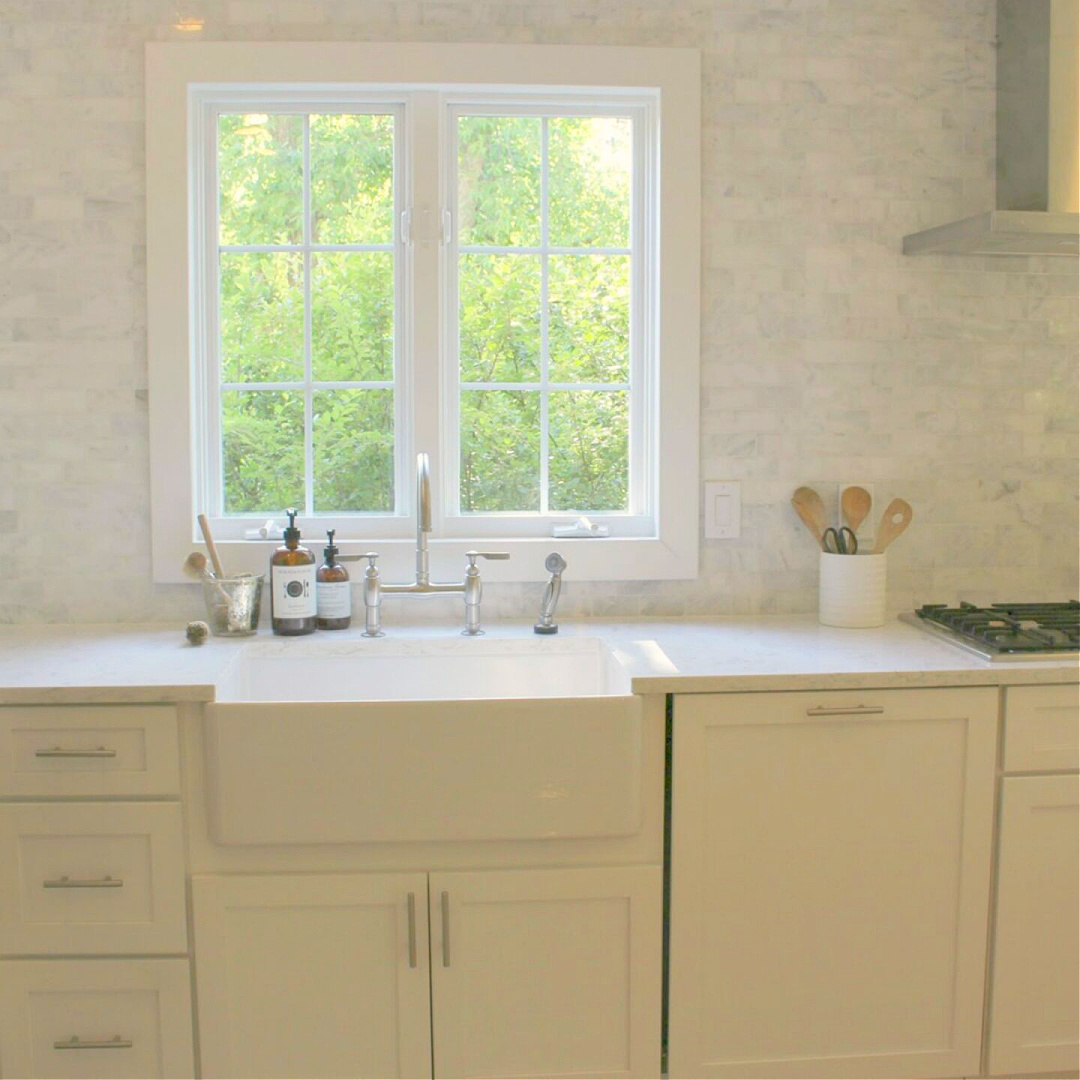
left=806, top=705, right=885, bottom=717
left=54, top=1035, right=132, bottom=1050
left=43, top=875, right=124, bottom=889
left=36, top=746, right=117, bottom=758
left=441, top=890, right=451, bottom=968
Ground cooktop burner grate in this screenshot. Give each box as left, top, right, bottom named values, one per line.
left=914, top=601, right=1080, bottom=654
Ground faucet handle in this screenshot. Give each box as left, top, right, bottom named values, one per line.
left=337, top=551, right=379, bottom=565
left=465, top=550, right=510, bottom=566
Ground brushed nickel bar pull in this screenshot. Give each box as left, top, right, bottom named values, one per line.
left=43, top=875, right=123, bottom=889
left=36, top=746, right=116, bottom=758
left=805, top=705, right=885, bottom=717
left=54, top=1036, right=132, bottom=1050
left=407, top=892, right=417, bottom=969
left=441, top=890, right=450, bottom=968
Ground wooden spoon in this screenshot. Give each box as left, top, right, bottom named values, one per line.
left=197, top=513, right=225, bottom=578
left=872, top=498, right=913, bottom=553
left=841, top=486, right=872, bottom=533
left=791, top=487, right=829, bottom=548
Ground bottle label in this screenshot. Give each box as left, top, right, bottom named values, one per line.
left=272, top=564, right=316, bottom=618
left=317, top=580, right=352, bottom=619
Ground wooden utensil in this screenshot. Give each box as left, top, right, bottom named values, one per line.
left=872, top=498, right=912, bottom=553
left=197, top=513, right=225, bottom=578
left=791, top=487, right=829, bottom=548
left=183, top=549, right=230, bottom=592
left=182, top=551, right=211, bottom=581
left=841, top=486, right=872, bottom=533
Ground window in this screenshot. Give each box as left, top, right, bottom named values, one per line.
left=214, top=107, right=401, bottom=516
left=147, top=44, right=699, bottom=582
left=214, top=109, right=401, bottom=518
left=451, top=109, right=636, bottom=520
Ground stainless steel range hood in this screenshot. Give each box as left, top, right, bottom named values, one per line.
left=903, top=0, right=1079, bottom=256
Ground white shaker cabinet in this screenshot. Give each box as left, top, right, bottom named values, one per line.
left=986, top=693, right=1080, bottom=1079
left=429, top=866, right=661, bottom=1079
left=668, top=687, right=998, bottom=1079
left=192, top=866, right=661, bottom=1080
left=191, top=873, right=432, bottom=1080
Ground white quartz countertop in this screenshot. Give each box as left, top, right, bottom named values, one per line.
left=0, top=616, right=1075, bottom=705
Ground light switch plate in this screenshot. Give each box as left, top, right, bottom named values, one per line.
left=704, top=481, right=741, bottom=539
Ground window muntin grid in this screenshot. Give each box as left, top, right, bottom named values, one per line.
left=448, top=105, right=641, bottom=518
left=211, top=108, right=401, bottom=518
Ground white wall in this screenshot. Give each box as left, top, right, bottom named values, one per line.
left=1, top=0, right=1076, bottom=623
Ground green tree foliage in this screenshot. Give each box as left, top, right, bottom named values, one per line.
left=458, top=114, right=632, bottom=513
left=218, top=113, right=395, bottom=514
left=218, top=111, right=632, bottom=518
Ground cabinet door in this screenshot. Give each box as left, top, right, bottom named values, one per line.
left=0, top=958, right=194, bottom=1079
left=987, top=774, right=1080, bottom=1077
left=430, top=866, right=661, bottom=1079
left=192, top=873, right=431, bottom=1079
left=669, top=687, right=998, bottom=1079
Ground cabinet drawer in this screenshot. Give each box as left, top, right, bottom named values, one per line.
left=676, top=685, right=998, bottom=728
left=0, top=706, right=180, bottom=798
left=0, top=803, right=187, bottom=956
left=0, top=957, right=194, bottom=1079
left=1003, top=685, right=1079, bottom=773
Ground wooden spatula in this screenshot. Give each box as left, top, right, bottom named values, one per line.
left=872, top=498, right=912, bottom=553
left=197, top=513, right=226, bottom=578
left=841, top=486, right=872, bottom=533
left=791, top=487, right=829, bottom=548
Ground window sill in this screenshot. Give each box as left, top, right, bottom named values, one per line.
left=156, top=534, right=696, bottom=584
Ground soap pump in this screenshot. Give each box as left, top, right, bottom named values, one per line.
left=316, top=529, right=351, bottom=631
left=270, top=509, right=316, bottom=636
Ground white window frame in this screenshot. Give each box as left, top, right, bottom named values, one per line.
left=147, top=42, right=700, bottom=584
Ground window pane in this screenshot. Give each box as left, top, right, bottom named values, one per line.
left=222, top=390, right=304, bottom=514
left=548, top=117, right=631, bottom=249
left=313, top=389, right=394, bottom=512
left=218, top=114, right=303, bottom=245
left=311, top=252, right=394, bottom=382
left=549, top=390, right=628, bottom=512
left=311, top=113, right=394, bottom=245
left=459, top=254, right=541, bottom=382
left=461, top=389, right=540, bottom=512
left=458, top=116, right=541, bottom=247
left=220, top=252, right=304, bottom=383
left=548, top=254, right=630, bottom=383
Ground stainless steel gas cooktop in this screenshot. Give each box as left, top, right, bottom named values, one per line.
left=900, top=602, right=1080, bottom=662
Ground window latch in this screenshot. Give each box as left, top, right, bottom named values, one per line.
left=400, top=208, right=413, bottom=246
left=441, top=208, right=453, bottom=245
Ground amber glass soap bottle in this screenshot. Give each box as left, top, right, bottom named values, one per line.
left=316, top=529, right=351, bottom=631
left=270, top=509, right=316, bottom=636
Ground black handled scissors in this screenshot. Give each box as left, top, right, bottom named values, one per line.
left=822, top=526, right=858, bottom=554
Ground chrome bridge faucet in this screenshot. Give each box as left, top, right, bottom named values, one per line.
left=344, top=453, right=508, bottom=636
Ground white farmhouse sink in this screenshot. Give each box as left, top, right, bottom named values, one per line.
left=205, top=637, right=642, bottom=846
left=215, top=636, right=631, bottom=702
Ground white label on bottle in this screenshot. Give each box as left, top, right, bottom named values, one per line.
left=317, top=580, right=351, bottom=619
left=272, top=564, right=316, bottom=618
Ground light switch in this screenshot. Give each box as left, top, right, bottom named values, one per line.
left=704, top=481, right=740, bottom=539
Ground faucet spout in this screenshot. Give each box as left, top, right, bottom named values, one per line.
left=416, top=453, right=431, bottom=584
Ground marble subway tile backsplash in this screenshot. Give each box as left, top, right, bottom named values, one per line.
left=0, top=0, right=1076, bottom=623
